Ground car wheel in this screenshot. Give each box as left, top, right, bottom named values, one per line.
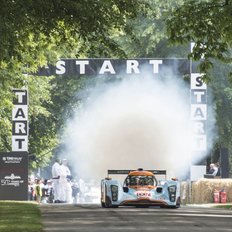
left=175, top=197, right=181, bottom=208
left=105, top=196, right=112, bottom=208
left=168, top=197, right=181, bottom=209
left=101, top=201, right=106, bottom=208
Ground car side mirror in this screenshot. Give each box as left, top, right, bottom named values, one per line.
left=123, top=187, right=129, bottom=193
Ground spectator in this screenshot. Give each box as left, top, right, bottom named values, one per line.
left=35, top=179, right=43, bottom=203
left=59, top=159, right=73, bottom=203
left=208, top=163, right=219, bottom=176
left=52, top=158, right=62, bottom=203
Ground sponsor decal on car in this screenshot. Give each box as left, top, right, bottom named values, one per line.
left=136, top=191, right=151, bottom=198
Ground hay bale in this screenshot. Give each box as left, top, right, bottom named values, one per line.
left=191, top=178, right=232, bottom=204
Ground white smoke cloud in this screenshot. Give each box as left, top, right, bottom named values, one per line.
left=60, top=72, right=209, bottom=180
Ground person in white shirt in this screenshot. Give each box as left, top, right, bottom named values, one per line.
left=59, top=159, right=73, bottom=203
left=209, top=163, right=219, bottom=176
left=51, top=158, right=62, bottom=203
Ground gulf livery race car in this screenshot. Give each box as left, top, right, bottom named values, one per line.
left=101, top=168, right=180, bottom=208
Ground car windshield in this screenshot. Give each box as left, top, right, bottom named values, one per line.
left=124, top=175, right=157, bottom=186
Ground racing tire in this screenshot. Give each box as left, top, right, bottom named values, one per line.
left=105, top=196, right=112, bottom=208
left=101, top=201, right=106, bottom=208
left=175, top=197, right=181, bottom=208
left=167, top=197, right=181, bottom=209
left=104, top=197, right=119, bottom=208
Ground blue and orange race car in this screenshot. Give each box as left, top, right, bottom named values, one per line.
left=101, top=168, right=180, bottom=208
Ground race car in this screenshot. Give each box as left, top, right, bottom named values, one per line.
left=101, top=168, right=180, bottom=208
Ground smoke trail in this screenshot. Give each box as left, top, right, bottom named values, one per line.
left=61, top=73, right=200, bottom=180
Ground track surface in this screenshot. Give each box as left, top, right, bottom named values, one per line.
left=40, top=204, right=232, bottom=232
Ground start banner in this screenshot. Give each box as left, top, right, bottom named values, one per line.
left=12, top=89, right=28, bottom=152
left=37, top=58, right=190, bottom=76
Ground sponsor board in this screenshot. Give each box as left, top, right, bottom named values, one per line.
left=0, top=152, right=28, bottom=200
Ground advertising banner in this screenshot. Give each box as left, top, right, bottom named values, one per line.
left=0, top=152, right=28, bottom=200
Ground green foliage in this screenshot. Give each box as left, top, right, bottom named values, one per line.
left=165, top=0, right=232, bottom=173
left=114, top=0, right=187, bottom=58
left=207, top=61, right=232, bottom=174
left=1, top=0, right=232, bottom=176
left=0, top=0, right=147, bottom=65
left=0, top=0, right=149, bottom=168
left=166, top=0, right=232, bottom=79
left=214, top=204, right=232, bottom=210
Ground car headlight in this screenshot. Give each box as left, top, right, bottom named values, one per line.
left=168, top=186, right=176, bottom=193
left=111, top=185, right=118, bottom=201
left=111, top=185, right=118, bottom=193
left=168, top=185, right=176, bottom=202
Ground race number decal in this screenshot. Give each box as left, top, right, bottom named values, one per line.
left=136, top=191, right=151, bottom=197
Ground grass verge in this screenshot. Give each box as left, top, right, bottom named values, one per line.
left=0, top=201, right=43, bottom=232
left=213, top=204, right=232, bottom=210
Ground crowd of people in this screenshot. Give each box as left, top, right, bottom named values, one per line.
left=28, top=158, right=87, bottom=204
left=28, top=177, right=54, bottom=203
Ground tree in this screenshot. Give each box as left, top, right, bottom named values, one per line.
left=0, top=0, right=150, bottom=166
left=165, top=0, right=232, bottom=174
left=208, top=62, right=232, bottom=175
left=114, top=0, right=187, bottom=58
left=166, top=0, right=232, bottom=80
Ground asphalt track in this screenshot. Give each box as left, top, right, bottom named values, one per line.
left=40, top=204, right=232, bottom=232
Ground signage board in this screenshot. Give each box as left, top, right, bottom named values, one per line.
left=12, top=89, right=28, bottom=152
left=0, top=152, right=28, bottom=200
left=37, top=58, right=190, bottom=76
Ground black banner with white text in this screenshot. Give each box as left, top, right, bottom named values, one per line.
left=12, top=89, right=28, bottom=152
left=0, top=152, right=28, bottom=200
left=37, top=58, right=190, bottom=76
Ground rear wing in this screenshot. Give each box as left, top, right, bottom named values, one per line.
left=107, top=169, right=167, bottom=179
